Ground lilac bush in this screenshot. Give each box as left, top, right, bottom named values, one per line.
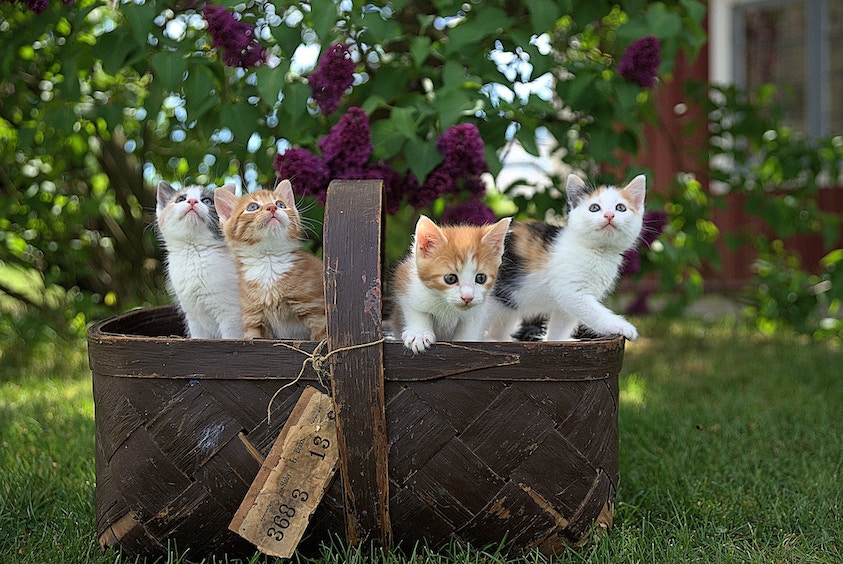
left=618, top=35, right=661, bottom=88
left=318, top=107, right=373, bottom=176
left=309, top=43, right=356, bottom=115
left=440, top=199, right=498, bottom=226
left=203, top=5, right=266, bottom=68
left=272, top=148, right=330, bottom=204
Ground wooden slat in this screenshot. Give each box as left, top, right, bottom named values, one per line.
left=88, top=309, right=623, bottom=383
left=322, top=179, right=392, bottom=548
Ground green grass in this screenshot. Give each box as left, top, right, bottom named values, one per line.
left=1, top=315, right=841, bottom=563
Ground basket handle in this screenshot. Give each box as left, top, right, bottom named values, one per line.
left=322, top=179, right=392, bottom=548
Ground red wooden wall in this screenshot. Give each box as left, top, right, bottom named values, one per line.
left=636, top=21, right=843, bottom=291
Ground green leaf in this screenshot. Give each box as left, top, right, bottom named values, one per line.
left=515, top=125, right=540, bottom=157
left=587, top=127, right=619, bottom=163
left=43, top=107, right=76, bottom=133
left=370, top=119, right=405, bottom=162
left=443, top=8, right=510, bottom=56
left=151, top=52, right=188, bottom=91
left=94, top=30, right=136, bottom=75
left=184, top=64, right=219, bottom=121
left=410, top=36, right=432, bottom=69
left=358, top=12, right=403, bottom=45
left=389, top=106, right=418, bottom=140
left=646, top=3, right=683, bottom=39
left=122, top=1, right=159, bottom=48
left=614, top=80, right=639, bottom=112
left=271, top=24, right=302, bottom=58
left=255, top=63, right=288, bottom=107
left=278, top=81, right=311, bottom=129
left=405, top=138, right=442, bottom=182
left=563, top=72, right=595, bottom=108
left=59, top=58, right=81, bottom=101
left=820, top=248, right=843, bottom=269
left=442, top=60, right=466, bottom=88
left=221, top=104, right=262, bottom=145
left=433, top=88, right=472, bottom=130
left=309, top=0, right=338, bottom=43
left=524, top=0, right=560, bottom=34
left=366, top=65, right=409, bottom=105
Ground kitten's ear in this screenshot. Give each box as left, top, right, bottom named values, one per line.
left=414, top=215, right=447, bottom=259
left=219, top=183, right=237, bottom=195
left=623, top=175, right=647, bottom=210
left=481, top=217, right=512, bottom=255
left=566, top=174, right=589, bottom=207
left=156, top=181, right=176, bottom=211
left=273, top=179, right=296, bottom=209
left=214, top=187, right=239, bottom=223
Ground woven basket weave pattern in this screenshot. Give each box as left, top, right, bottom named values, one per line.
left=90, top=305, right=620, bottom=557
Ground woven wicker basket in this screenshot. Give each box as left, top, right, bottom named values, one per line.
left=88, top=180, right=623, bottom=558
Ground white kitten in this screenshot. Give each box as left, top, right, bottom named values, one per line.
left=155, top=182, right=243, bottom=339
left=485, top=174, right=645, bottom=341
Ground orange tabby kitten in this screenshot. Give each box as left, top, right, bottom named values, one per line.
left=214, top=180, right=326, bottom=340
left=391, top=215, right=511, bottom=353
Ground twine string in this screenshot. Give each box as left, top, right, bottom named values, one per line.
left=266, top=337, right=385, bottom=423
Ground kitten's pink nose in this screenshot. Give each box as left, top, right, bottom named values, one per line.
left=461, top=295, right=473, bottom=304
left=187, top=198, right=198, bottom=206
left=604, top=211, right=615, bottom=221
left=266, top=204, right=277, bottom=213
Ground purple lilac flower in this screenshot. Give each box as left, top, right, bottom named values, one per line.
left=619, top=248, right=642, bottom=277
left=436, top=123, right=488, bottom=179
left=273, top=148, right=330, bottom=203
left=460, top=175, right=488, bottom=197
left=440, top=198, right=497, bottom=226
left=410, top=167, right=453, bottom=209
left=618, top=35, right=661, bottom=88
left=12, top=0, right=49, bottom=12
left=204, top=5, right=266, bottom=68
left=620, top=209, right=668, bottom=276
left=318, top=107, right=373, bottom=176
left=309, top=43, right=356, bottom=115
left=344, top=162, right=405, bottom=215
left=640, top=209, right=668, bottom=248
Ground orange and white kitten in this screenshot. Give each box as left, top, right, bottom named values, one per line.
left=485, top=174, right=645, bottom=342
left=214, top=180, right=326, bottom=340
left=391, top=215, right=511, bottom=353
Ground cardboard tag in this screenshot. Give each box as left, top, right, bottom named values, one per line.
left=230, top=386, right=339, bottom=558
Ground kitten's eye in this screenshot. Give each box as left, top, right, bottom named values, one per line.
left=475, top=273, right=487, bottom=284
left=175, top=195, right=187, bottom=203
left=275, top=200, right=287, bottom=209
left=246, top=202, right=259, bottom=211
left=201, top=197, right=213, bottom=206
left=443, top=274, right=458, bottom=285
left=589, top=203, right=601, bottom=212
left=615, top=203, right=627, bottom=212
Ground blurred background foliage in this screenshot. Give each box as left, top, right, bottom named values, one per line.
left=1, top=0, right=841, bottom=353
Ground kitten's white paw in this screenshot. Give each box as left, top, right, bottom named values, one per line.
left=618, top=321, right=638, bottom=341
left=403, top=330, right=436, bottom=353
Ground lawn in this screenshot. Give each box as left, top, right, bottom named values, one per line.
left=1, top=314, right=841, bottom=563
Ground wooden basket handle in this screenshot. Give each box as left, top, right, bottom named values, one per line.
left=322, top=179, right=392, bottom=548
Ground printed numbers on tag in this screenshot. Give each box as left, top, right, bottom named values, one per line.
left=265, top=490, right=308, bottom=541
left=309, top=436, right=330, bottom=460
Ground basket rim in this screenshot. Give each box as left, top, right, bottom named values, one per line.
left=87, top=305, right=625, bottom=383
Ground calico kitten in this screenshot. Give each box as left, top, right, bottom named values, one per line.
left=155, top=182, right=244, bottom=339
left=392, top=215, right=511, bottom=353
left=485, top=174, right=645, bottom=342
left=214, top=180, right=326, bottom=340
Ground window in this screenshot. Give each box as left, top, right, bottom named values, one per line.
left=710, top=0, right=842, bottom=138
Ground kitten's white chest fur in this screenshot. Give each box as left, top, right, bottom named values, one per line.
left=165, top=240, right=243, bottom=339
